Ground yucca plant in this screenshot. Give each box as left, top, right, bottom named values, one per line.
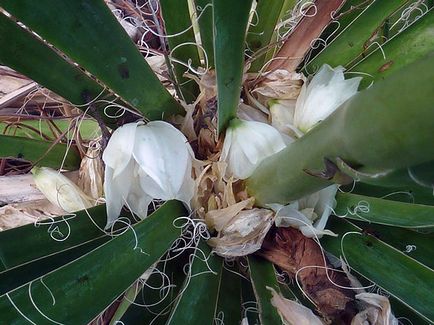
left=0, top=0, right=433, bottom=324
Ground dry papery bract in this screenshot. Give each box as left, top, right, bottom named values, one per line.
left=0, top=199, right=64, bottom=231
left=351, top=293, right=398, bottom=325
left=78, top=138, right=105, bottom=200
left=267, top=287, right=398, bottom=325
left=192, top=159, right=273, bottom=257
left=268, top=286, right=324, bottom=325
left=251, top=69, right=304, bottom=103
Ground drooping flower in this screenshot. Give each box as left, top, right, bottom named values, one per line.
left=270, top=64, right=362, bottom=136
left=32, top=167, right=94, bottom=213
left=219, top=118, right=286, bottom=180
left=270, top=185, right=338, bottom=238
left=103, top=121, right=195, bottom=228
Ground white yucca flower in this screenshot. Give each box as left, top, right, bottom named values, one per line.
left=103, top=121, right=195, bottom=228
left=270, top=185, right=338, bottom=238
left=220, top=118, right=286, bottom=180
left=270, top=64, right=362, bottom=136
left=32, top=167, right=93, bottom=213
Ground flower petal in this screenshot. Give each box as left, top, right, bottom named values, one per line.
left=126, top=177, right=152, bottom=220
left=104, top=160, right=135, bottom=228
left=133, top=121, right=191, bottom=197
left=313, top=185, right=338, bottom=231
left=220, top=119, right=286, bottom=179
left=175, top=162, right=195, bottom=208
left=294, top=64, right=362, bottom=133
left=102, top=122, right=138, bottom=178
left=275, top=202, right=312, bottom=228
left=220, top=124, right=233, bottom=163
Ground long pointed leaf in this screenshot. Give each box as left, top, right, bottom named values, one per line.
left=322, top=217, right=434, bottom=322
left=0, top=13, right=120, bottom=127
left=335, top=192, right=434, bottom=228
left=351, top=220, right=434, bottom=269
left=195, top=0, right=214, bottom=66
left=241, top=276, right=260, bottom=324
left=166, top=242, right=223, bottom=324
left=120, top=250, right=190, bottom=325
left=247, top=0, right=286, bottom=72
left=351, top=9, right=434, bottom=88
left=0, top=200, right=186, bottom=324
left=0, top=135, right=80, bottom=169
left=306, top=0, right=408, bottom=71
left=0, top=236, right=108, bottom=295
left=0, top=205, right=108, bottom=271
left=350, top=182, right=434, bottom=205
left=248, top=256, right=282, bottom=325
left=216, top=263, right=242, bottom=325
left=160, top=0, right=200, bottom=102
left=0, top=0, right=183, bottom=119
left=214, top=0, right=253, bottom=132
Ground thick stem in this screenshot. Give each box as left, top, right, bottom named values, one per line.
left=247, top=53, right=434, bottom=205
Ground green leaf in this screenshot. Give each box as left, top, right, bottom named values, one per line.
left=0, top=12, right=120, bottom=128
left=322, top=217, right=434, bottom=322
left=240, top=276, right=260, bottom=325
left=214, top=0, right=253, bottom=133
left=261, top=0, right=297, bottom=69
left=0, top=205, right=108, bottom=271
left=166, top=242, right=223, bottom=324
left=335, top=192, right=434, bottom=228
left=108, top=281, right=141, bottom=325
left=0, top=0, right=183, bottom=119
left=351, top=220, right=434, bottom=269
left=247, top=0, right=286, bottom=72
left=1, top=119, right=100, bottom=141
left=160, top=0, right=200, bottom=103
left=336, top=159, right=434, bottom=189
left=195, top=0, right=214, bottom=66
left=0, top=237, right=109, bottom=295
left=216, top=263, right=242, bottom=325
left=326, top=248, right=430, bottom=324
left=351, top=9, right=434, bottom=88
left=306, top=0, right=408, bottom=72
left=248, top=53, right=434, bottom=205
left=0, top=135, right=80, bottom=169
left=120, top=250, right=189, bottom=324
left=248, top=256, right=282, bottom=325
left=0, top=200, right=186, bottom=324
left=304, top=0, right=377, bottom=64
left=349, top=182, right=434, bottom=206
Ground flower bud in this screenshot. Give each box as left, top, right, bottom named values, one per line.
left=220, top=119, right=286, bottom=180
left=32, top=167, right=93, bottom=213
